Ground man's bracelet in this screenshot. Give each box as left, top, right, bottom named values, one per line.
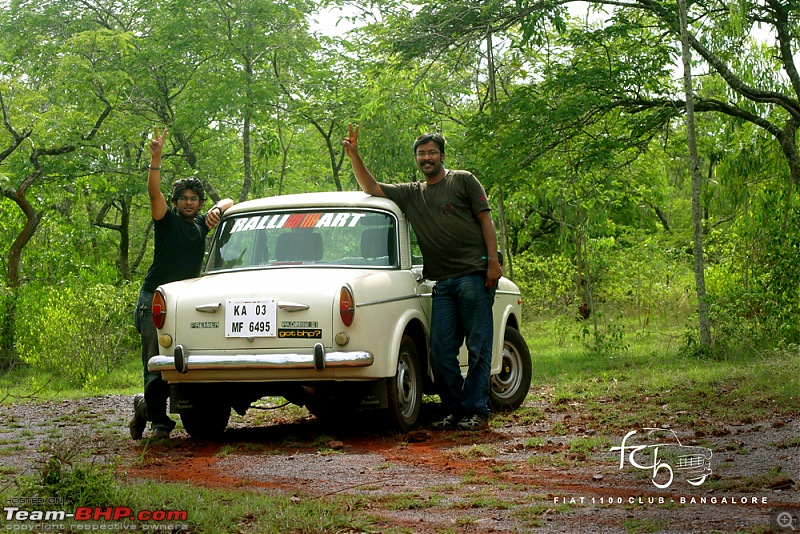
left=149, top=166, right=161, bottom=170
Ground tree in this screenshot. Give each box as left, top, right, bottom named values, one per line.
left=0, top=2, right=128, bottom=362
left=678, top=0, right=711, bottom=347
left=202, top=0, right=314, bottom=202
left=368, top=0, right=800, bottom=344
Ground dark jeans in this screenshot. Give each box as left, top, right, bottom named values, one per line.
left=430, top=272, right=496, bottom=419
left=134, top=290, right=175, bottom=432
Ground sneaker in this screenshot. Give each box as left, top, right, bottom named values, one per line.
left=457, top=414, right=489, bottom=431
left=431, top=413, right=460, bottom=430
left=149, top=428, right=172, bottom=440
left=129, top=394, right=147, bottom=440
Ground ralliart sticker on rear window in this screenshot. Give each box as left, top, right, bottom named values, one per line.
left=229, top=212, right=367, bottom=233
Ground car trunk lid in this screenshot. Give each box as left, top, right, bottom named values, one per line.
left=168, top=268, right=348, bottom=350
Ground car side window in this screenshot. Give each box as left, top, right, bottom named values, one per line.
left=409, top=226, right=423, bottom=267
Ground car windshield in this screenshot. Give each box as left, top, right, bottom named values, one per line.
left=206, top=209, right=398, bottom=272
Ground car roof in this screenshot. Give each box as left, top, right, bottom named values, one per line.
left=224, top=191, right=403, bottom=217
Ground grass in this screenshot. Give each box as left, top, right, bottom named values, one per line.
left=0, top=356, right=142, bottom=402
left=512, top=501, right=575, bottom=528
left=705, top=465, right=792, bottom=492
left=376, top=491, right=442, bottom=510
left=104, top=481, right=376, bottom=532
left=623, top=517, right=668, bottom=533
left=446, top=443, right=498, bottom=459
left=520, top=317, right=800, bottom=435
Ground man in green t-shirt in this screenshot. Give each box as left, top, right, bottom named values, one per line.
left=130, top=127, right=233, bottom=440
left=343, top=124, right=502, bottom=430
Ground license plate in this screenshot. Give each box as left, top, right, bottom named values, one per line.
left=225, top=298, right=277, bottom=337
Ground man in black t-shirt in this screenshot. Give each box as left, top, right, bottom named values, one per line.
left=343, top=124, right=502, bottom=431
left=130, top=127, right=233, bottom=440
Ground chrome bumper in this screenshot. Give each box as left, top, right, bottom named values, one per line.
left=148, top=343, right=374, bottom=374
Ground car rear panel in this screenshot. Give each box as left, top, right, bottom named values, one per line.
left=166, top=269, right=344, bottom=351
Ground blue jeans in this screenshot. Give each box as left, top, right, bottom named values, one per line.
left=430, top=272, right=496, bottom=419
left=134, top=290, right=175, bottom=432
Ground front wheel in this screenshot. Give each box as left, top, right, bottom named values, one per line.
left=386, top=335, right=423, bottom=432
left=490, top=326, right=532, bottom=411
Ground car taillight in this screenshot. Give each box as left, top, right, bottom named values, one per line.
left=152, top=290, right=167, bottom=329
left=339, top=286, right=355, bottom=326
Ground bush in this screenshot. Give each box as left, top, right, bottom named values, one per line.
left=703, top=205, right=800, bottom=350
left=15, top=281, right=139, bottom=389
left=512, top=236, right=694, bottom=324
left=512, top=252, right=579, bottom=317
left=14, top=431, right=119, bottom=507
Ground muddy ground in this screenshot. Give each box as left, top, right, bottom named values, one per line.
left=1, top=391, right=798, bottom=533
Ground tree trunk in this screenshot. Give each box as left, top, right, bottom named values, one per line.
left=486, top=28, right=512, bottom=278
left=678, top=0, right=712, bottom=348
left=1, top=174, right=44, bottom=364
left=240, top=50, right=255, bottom=203
left=93, top=197, right=133, bottom=281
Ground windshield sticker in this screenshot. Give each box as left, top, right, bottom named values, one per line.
left=229, top=212, right=368, bottom=234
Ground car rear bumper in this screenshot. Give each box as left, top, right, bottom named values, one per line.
left=148, top=343, right=374, bottom=374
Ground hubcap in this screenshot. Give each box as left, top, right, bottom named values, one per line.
left=491, top=343, right=521, bottom=398
left=396, top=356, right=415, bottom=417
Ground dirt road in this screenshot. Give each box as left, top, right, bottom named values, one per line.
left=1, top=393, right=797, bottom=532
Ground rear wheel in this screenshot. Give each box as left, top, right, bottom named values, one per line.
left=180, top=402, right=231, bottom=440
left=490, top=326, right=532, bottom=411
left=386, top=335, right=422, bottom=431
left=304, top=388, right=348, bottom=421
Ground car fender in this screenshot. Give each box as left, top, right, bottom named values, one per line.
left=491, top=302, right=518, bottom=374
left=154, top=279, right=196, bottom=345
left=364, top=306, right=428, bottom=378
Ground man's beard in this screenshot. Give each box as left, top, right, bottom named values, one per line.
left=419, top=161, right=439, bottom=177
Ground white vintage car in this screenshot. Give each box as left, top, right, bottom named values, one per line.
left=148, top=192, right=531, bottom=438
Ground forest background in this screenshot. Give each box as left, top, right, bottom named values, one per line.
left=2, top=0, right=800, bottom=389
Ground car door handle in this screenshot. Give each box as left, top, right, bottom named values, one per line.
left=278, top=302, right=310, bottom=312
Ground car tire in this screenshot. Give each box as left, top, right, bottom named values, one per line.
left=489, top=325, right=532, bottom=411
left=180, top=402, right=231, bottom=440
left=386, top=334, right=423, bottom=432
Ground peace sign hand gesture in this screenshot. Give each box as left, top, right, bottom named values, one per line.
left=149, top=126, right=168, bottom=161
left=342, top=123, right=360, bottom=159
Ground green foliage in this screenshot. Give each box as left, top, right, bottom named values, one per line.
left=586, top=231, right=695, bottom=320
left=576, top=311, right=630, bottom=356
left=513, top=251, right=579, bottom=316
left=15, top=432, right=119, bottom=507
left=512, top=230, right=694, bottom=353
left=703, top=190, right=800, bottom=351
left=0, top=284, right=15, bottom=360
left=15, top=281, right=139, bottom=390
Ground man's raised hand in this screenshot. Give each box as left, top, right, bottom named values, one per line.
left=342, top=123, right=359, bottom=158
left=149, top=126, right=168, bottom=158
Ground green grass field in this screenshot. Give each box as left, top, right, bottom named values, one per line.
left=519, top=317, right=799, bottom=434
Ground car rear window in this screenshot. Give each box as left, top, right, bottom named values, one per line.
left=206, top=209, right=398, bottom=272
